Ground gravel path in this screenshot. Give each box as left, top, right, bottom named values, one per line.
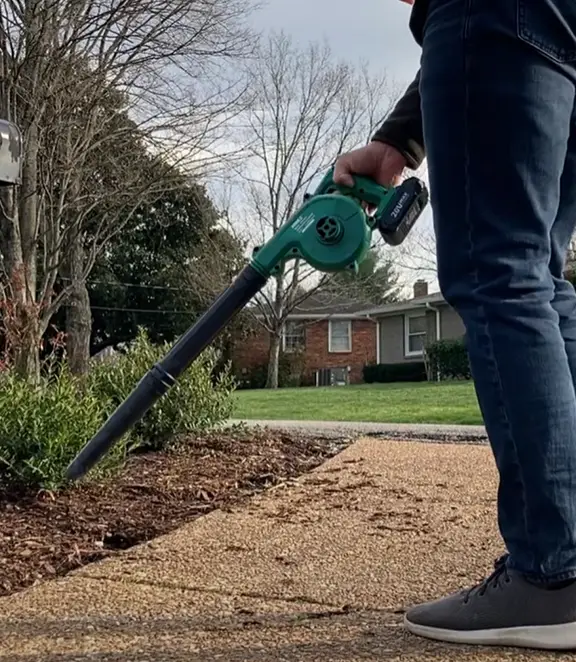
left=3, top=438, right=518, bottom=661
left=227, top=418, right=488, bottom=444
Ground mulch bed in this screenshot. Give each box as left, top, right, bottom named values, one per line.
left=0, top=427, right=349, bottom=598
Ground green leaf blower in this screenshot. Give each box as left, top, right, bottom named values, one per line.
left=66, top=166, right=429, bottom=481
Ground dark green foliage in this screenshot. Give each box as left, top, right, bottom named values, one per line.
left=425, top=337, right=471, bottom=380
left=363, top=362, right=427, bottom=383
left=86, top=184, right=247, bottom=352
left=47, top=180, right=249, bottom=359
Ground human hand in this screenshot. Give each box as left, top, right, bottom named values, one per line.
left=333, top=141, right=407, bottom=189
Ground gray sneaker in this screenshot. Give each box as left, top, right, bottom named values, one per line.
left=404, top=559, right=576, bottom=650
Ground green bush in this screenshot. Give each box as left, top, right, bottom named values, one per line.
left=235, top=362, right=267, bottom=389
left=0, top=365, right=126, bottom=491
left=363, top=362, right=427, bottom=383
left=89, top=329, right=235, bottom=451
left=0, top=329, right=235, bottom=490
left=234, top=353, right=296, bottom=389
left=425, top=337, right=471, bottom=380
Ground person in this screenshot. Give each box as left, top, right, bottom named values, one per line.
left=334, top=0, right=576, bottom=651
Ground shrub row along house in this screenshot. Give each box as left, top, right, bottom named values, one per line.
left=232, top=280, right=466, bottom=387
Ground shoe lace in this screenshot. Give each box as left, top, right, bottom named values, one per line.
left=463, top=555, right=511, bottom=603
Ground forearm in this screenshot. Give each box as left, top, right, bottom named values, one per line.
left=372, top=71, right=425, bottom=170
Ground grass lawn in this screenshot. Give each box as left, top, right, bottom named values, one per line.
left=232, top=381, right=482, bottom=425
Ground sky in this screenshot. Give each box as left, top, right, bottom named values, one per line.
left=250, top=0, right=422, bottom=90
left=216, top=0, right=438, bottom=292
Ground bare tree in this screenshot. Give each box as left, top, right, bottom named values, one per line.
left=395, top=222, right=438, bottom=278
left=0, top=0, right=256, bottom=378
left=227, top=32, right=401, bottom=388
left=390, top=161, right=439, bottom=282
left=396, top=207, right=576, bottom=290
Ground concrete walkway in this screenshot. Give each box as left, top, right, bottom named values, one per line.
left=0, top=437, right=568, bottom=661
left=228, top=418, right=488, bottom=442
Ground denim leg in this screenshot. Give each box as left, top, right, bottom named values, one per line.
left=420, top=0, right=576, bottom=580
left=551, top=133, right=576, bottom=385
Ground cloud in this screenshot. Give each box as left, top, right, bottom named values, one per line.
left=251, top=0, right=421, bottom=84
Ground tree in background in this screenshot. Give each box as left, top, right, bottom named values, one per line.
left=81, top=182, right=249, bottom=356
left=0, top=0, right=256, bottom=379
left=395, top=222, right=438, bottom=280
left=47, top=80, right=170, bottom=375
left=318, top=247, right=402, bottom=306
left=388, top=161, right=439, bottom=282
left=229, top=31, right=402, bottom=388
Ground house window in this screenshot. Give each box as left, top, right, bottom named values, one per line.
left=405, top=313, right=427, bottom=356
left=282, top=320, right=305, bottom=353
left=329, top=320, right=352, bottom=353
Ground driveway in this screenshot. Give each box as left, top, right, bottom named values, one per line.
left=1, top=436, right=566, bottom=661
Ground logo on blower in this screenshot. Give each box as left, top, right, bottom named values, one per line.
left=293, top=212, right=316, bottom=233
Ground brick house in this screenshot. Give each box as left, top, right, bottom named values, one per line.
left=232, top=293, right=378, bottom=385
left=232, top=280, right=468, bottom=387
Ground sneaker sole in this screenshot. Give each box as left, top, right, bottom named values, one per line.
left=404, top=615, right=576, bottom=650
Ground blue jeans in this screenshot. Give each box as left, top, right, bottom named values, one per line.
left=420, top=0, right=576, bottom=582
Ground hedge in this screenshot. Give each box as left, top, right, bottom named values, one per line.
left=363, top=362, right=427, bottom=383
left=424, top=337, right=471, bottom=380
left=234, top=352, right=304, bottom=389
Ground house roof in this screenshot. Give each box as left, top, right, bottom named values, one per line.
left=250, top=288, right=447, bottom=321
left=361, top=290, right=445, bottom=316
left=287, top=292, right=375, bottom=318
left=286, top=290, right=447, bottom=319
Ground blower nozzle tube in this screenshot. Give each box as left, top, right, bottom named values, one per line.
left=66, top=264, right=267, bottom=482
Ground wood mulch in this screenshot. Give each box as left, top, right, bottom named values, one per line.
left=0, top=427, right=348, bottom=598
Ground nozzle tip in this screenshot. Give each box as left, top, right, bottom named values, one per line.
left=65, top=460, right=87, bottom=482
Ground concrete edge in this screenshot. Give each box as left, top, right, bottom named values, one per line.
left=224, top=419, right=488, bottom=445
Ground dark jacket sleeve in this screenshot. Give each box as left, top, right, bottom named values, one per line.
left=371, top=70, right=425, bottom=170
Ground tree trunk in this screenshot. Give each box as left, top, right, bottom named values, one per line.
left=266, top=272, right=284, bottom=389
left=12, top=317, right=40, bottom=380
left=0, top=187, right=41, bottom=380
left=65, top=281, right=92, bottom=376
left=62, top=235, right=92, bottom=376
left=1, top=279, right=42, bottom=381
left=5, top=125, right=42, bottom=382
left=19, top=120, right=39, bottom=297
left=266, top=330, right=281, bottom=389
left=0, top=3, right=54, bottom=382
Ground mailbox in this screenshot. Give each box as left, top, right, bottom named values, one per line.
left=0, top=119, right=21, bottom=185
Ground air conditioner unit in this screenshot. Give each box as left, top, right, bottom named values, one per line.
left=315, top=367, right=350, bottom=387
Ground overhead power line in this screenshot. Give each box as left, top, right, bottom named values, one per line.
left=89, top=305, right=198, bottom=315
left=60, top=277, right=203, bottom=294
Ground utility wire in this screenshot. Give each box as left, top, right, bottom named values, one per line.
left=61, top=277, right=206, bottom=294
left=89, top=305, right=199, bottom=315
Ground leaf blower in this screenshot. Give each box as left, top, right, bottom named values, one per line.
left=65, top=166, right=429, bottom=481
